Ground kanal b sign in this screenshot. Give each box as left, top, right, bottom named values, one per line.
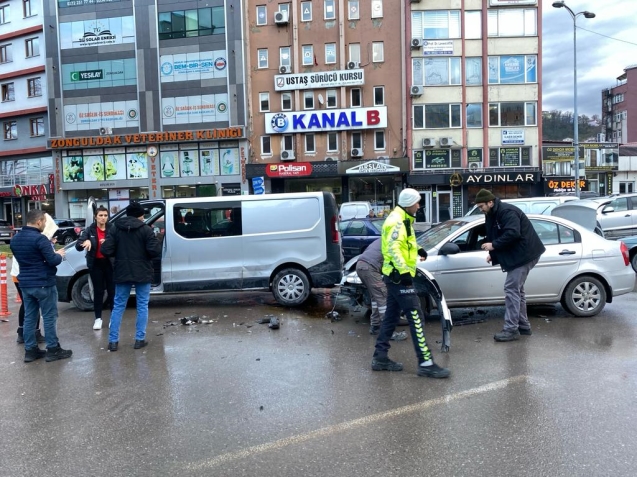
left=264, top=107, right=387, bottom=134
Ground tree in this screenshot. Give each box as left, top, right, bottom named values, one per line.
left=542, top=110, right=602, bottom=142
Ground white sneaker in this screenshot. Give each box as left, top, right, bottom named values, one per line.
left=93, top=318, right=103, bottom=330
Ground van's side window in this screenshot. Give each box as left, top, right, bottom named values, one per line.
left=174, top=203, right=242, bottom=239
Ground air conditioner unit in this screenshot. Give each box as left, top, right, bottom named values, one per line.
left=99, top=127, right=113, bottom=135
left=324, top=157, right=336, bottom=162
left=422, top=137, right=436, bottom=147
left=279, top=65, right=292, bottom=74
left=469, top=162, right=483, bottom=173
left=281, top=150, right=295, bottom=161
left=350, top=148, right=363, bottom=158
left=439, top=137, right=454, bottom=147
left=347, top=61, right=359, bottom=70
left=411, top=38, right=423, bottom=49
left=410, top=85, right=424, bottom=97
left=274, top=11, right=289, bottom=24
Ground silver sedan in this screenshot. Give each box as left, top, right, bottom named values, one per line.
left=415, top=215, right=634, bottom=317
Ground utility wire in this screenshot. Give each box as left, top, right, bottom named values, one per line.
left=576, top=25, right=637, bottom=47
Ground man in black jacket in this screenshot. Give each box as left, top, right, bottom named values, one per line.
left=101, top=202, right=161, bottom=351
left=474, top=189, right=546, bottom=342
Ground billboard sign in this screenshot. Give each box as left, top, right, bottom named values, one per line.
left=274, top=69, right=364, bottom=91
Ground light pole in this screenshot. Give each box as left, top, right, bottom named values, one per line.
left=552, top=1, right=595, bottom=199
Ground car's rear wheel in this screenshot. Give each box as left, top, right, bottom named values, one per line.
left=63, top=235, right=74, bottom=245
left=272, top=268, right=310, bottom=306
left=631, top=253, right=637, bottom=273
left=71, top=274, right=94, bottom=311
left=562, top=275, right=606, bottom=317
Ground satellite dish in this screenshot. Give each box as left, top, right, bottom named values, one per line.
left=317, top=94, right=324, bottom=105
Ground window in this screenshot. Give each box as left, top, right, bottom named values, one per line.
left=413, top=104, right=462, bottom=129
left=374, top=131, right=385, bottom=150
left=349, top=43, right=361, bottom=64
left=0, top=4, right=9, bottom=24
left=373, top=86, right=384, bottom=106
left=0, top=44, right=11, bottom=63
left=413, top=57, right=460, bottom=86
left=465, top=11, right=481, bottom=39
left=27, top=77, right=41, bottom=97
left=174, top=204, right=242, bottom=239
left=327, top=132, right=338, bottom=152
left=280, top=47, right=291, bottom=67
left=257, top=49, right=268, bottom=68
left=352, top=132, right=362, bottom=149
left=3, top=121, right=17, bottom=140
left=488, top=9, right=537, bottom=37
left=326, top=89, right=337, bottom=108
left=324, top=0, right=335, bottom=20
left=619, top=182, right=634, bottom=194
left=488, top=56, right=537, bottom=84
left=25, top=37, right=39, bottom=58
left=30, top=117, right=44, bottom=137
left=305, top=134, right=316, bottom=153
left=282, top=135, right=293, bottom=151
left=351, top=88, right=362, bottom=107
left=261, top=136, right=272, bottom=155
left=278, top=4, right=290, bottom=17
left=158, top=7, right=225, bottom=39
left=259, top=92, right=269, bottom=112
left=489, top=102, right=537, bottom=126
left=466, top=104, right=482, bottom=128
left=256, top=5, right=267, bottom=25
left=1, top=83, right=14, bottom=102
left=348, top=0, right=359, bottom=20
left=23, top=0, right=38, bottom=17
left=489, top=147, right=531, bottom=167
left=301, top=2, right=312, bottom=21
left=371, top=0, right=383, bottom=19
left=530, top=220, right=577, bottom=246
left=304, top=91, right=314, bottom=110
left=281, top=93, right=292, bottom=111
left=412, top=10, right=461, bottom=40
left=302, top=45, right=314, bottom=66
left=325, top=43, right=336, bottom=64
left=465, top=57, right=482, bottom=85
left=372, top=42, right=384, bottom=63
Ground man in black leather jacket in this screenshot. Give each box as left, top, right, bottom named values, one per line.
left=474, top=189, right=546, bottom=342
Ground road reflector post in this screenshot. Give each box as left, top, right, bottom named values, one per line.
left=0, top=254, right=12, bottom=319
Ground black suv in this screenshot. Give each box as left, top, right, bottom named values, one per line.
left=53, top=219, right=84, bottom=245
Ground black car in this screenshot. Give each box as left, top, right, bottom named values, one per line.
left=0, top=219, right=14, bottom=244
left=339, top=218, right=385, bottom=262
left=53, top=219, right=84, bottom=245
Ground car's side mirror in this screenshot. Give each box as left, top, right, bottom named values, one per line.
left=602, top=206, right=615, bottom=214
left=438, top=242, right=461, bottom=256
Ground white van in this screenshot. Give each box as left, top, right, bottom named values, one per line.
left=56, top=192, right=342, bottom=309
left=339, top=201, right=373, bottom=220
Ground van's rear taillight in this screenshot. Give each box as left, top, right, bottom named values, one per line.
left=74, top=227, right=82, bottom=234
left=620, top=241, right=630, bottom=266
left=331, top=215, right=339, bottom=243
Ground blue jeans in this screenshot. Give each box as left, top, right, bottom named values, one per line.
left=22, top=285, right=59, bottom=350
left=108, top=282, right=151, bottom=343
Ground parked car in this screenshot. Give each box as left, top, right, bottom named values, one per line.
left=342, top=214, right=634, bottom=317
left=53, top=219, right=84, bottom=245
left=0, top=220, right=14, bottom=244
left=620, top=235, right=637, bottom=272
left=339, top=201, right=373, bottom=221
left=339, top=218, right=384, bottom=261
left=466, top=196, right=577, bottom=216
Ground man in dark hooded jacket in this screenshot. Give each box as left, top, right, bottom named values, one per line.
left=101, top=201, right=160, bottom=351
left=474, top=189, right=546, bottom=342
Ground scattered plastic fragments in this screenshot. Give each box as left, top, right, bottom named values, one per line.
left=269, top=317, right=280, bottom=329
left=326, top=311, right=340, bottom=321
left=390, top=331, right=408, bottom=341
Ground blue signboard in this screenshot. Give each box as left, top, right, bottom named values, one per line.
left=252, top=176, right=265, bottom=195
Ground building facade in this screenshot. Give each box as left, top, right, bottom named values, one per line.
left=602, top=65, right=636, bottom=145
left=407, top=0, right=543, bottom=223
left=243, top=0, right=407, bottom=216
left=42, top=0, right=249, bottom=219
left=0, top=0, right=53, bottom=226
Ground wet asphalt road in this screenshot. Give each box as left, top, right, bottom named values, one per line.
left=1, top=280, right=637, bottom=477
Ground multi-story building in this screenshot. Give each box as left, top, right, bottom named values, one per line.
left=602, top=65, right=636, bottom=145
left=243, top=0, right=406, bottom=215
left=407, top=0, right=543, bottom=222
left=0, top=0, right=52, bottom=226
left=42, top=0, right=248, bottom=219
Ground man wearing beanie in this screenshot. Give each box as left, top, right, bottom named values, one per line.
left=474, top=189, right=546, bottom=341
left=101, top=201, right=161, bottom=351
left=371, top=188, right=450, bottom=378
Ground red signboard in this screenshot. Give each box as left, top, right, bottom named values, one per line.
left=265, top=162, right=313, bottom=178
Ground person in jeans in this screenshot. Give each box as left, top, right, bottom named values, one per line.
left=372, top=188, right=450, bottom=379
left=11, top=257, right=44, bottom=345
left=474, top=189, right=546, bottom=342
left=76, top=206, right=114, bottom=330
left=356, top=238, right=407, bottom=341
left=101, top=202, right=160, bottom=351
left=10, top=210, right=71, bottom=363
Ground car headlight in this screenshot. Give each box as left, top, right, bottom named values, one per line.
left=343, top=270, right=363, bottom=285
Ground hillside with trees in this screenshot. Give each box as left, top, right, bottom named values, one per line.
left=542, top=110, right=602, bottom=142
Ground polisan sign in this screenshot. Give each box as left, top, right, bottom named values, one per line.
left=265, top=163, right=313, bottom=178
left=13, top=184, right=49, bottom=201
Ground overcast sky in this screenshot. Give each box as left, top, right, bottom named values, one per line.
left=541, top=0, right=637, bottom=118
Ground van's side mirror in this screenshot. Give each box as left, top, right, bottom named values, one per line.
left=602, top=206, right=615, bottom=214
left=439, top=242, right=461, bottom=256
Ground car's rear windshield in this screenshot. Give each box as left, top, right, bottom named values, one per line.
left=370, top=219, right=384, bottom=233
left=417, top=220, right=467, bottom=250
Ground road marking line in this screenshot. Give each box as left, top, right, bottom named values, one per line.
left=186, top=375, right=527, bottom=471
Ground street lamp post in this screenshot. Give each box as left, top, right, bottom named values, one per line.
left=552, top=1, right=595, bottom=199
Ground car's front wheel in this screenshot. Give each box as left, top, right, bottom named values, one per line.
left=71, top=274, right=94, bottom=311
left=272, top=268, right=310, bottom=306
left=562, top=275, right=606, bottom=317
left=63, top=235, right=75, bottom=245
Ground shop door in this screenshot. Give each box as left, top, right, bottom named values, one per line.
left=437, top=191, right=452, bottom=222
left=416, top=191, right=432, bottom=224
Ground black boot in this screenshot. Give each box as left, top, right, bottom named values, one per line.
left=24, top=347, right=46, bottom=363
left=35, top=330, right=46, bottom=344
left=45, top=345, right=73, bottom=362
left=16, top=328, right=24, bottom=344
